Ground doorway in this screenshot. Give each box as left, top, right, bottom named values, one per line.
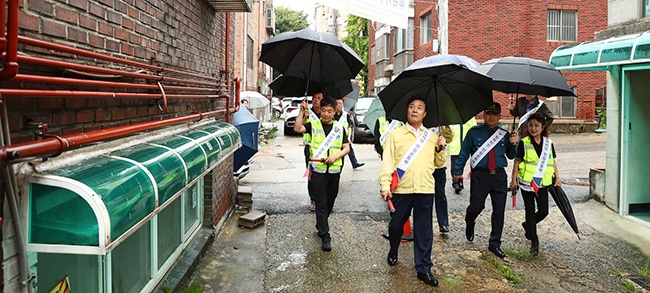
left=623, top=67, right=650, bottom=221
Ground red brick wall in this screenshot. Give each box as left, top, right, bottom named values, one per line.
left=3, top=0, right=236, bottom=143
left=404, top=0, right=608, bottom=121
left=1, top=0, right=239, bottom=289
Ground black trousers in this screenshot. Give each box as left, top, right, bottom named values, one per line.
left=466, top=169, right=507, bottom=248
left=311, top=172, right=340, bottom=240
left=433, top=167, right=449, bottom=227
left=388, top=193, right=434, bottom=274
left=521, top=188, right=549, bottom=243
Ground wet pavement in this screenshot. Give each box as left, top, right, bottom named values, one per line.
left=184, top=121, right=650, bottom=292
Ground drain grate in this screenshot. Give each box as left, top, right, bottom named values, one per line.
left=628, top=276, right=650, bottom=291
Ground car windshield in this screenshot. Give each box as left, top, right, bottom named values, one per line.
left=354, top=98, right=374, bottom=112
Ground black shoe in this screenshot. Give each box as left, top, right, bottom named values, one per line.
left=417, top=272, right=439, bottom=286
left=488, top=245, right=506, bottom=258
left=522, top=222, right=531, bottom=240
left=530, top=245, right=539, bottom=256
left=353, top=162, right=365, bottom=169
left=465, top=222, right=475, bottom=241
left=321, top=238, right=331, bottom=251
left=531, top=241, right=539, bottom=256
left=387, top=253, right=398, bottom=266
left=439, top=225, right=449, bottom=233
left=452, top=181, right=462, bottom=194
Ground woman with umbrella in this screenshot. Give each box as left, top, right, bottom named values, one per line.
left=509, top=113, right=562, bottom=255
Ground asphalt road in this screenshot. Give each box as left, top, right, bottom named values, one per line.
left=186, top=121, right=650, bottom=293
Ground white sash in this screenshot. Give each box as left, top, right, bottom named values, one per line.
left=531, top=137, right=551, bottom=187
left=517, top=100, right=544, bottom=130
left=379, top=120, right=402, bottom=146
left=394, top=129, right=431, bottom=180
left=309, top=109, right=319, bottom=122
left=470, top=128, right=507, bottom=169
left=313, top=121, right=344, bottom=159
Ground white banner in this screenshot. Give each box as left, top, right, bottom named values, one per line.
left=324, top=0, right=410, bottom=29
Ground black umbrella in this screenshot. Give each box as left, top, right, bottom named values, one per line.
left=475, top=56, right=576, bottom=130
left=475, top=56, right=576, bottom=98
left=259, top=28, right=364, bottom=90
left=378, top=54, right=493, bottom=128
left=321, top=79, right=353, bottom=99
left=269, top=75, right=323, bottom=97
left=548, top=183, right=581, bottom=240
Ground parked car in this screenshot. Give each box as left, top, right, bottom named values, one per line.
left=271, top=97, right=282, bottom=119
left=284, top=97, right=312, bottom=135
left=281, top=97, right=293, bottom=112
left=350, top=97, right=375, bottom=143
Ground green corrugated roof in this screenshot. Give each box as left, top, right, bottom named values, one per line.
left=550, top=30, right=650, bottom=70
left=28, top=122, right=240, bottom=251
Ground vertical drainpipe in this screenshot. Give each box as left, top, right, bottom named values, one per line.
left=0, top=0, right=20, bottom=80
left=0, top=97, right=31, bottom=293
left=225, top=12, right=231, bottom=93
left=0, top=0, right=31, bottom=291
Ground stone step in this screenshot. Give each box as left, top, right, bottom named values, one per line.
left=238, top=210, right=266, bottom=228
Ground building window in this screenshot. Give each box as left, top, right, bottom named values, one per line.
left=420, top=12, right=432, bottom=44
left=547, top=95, right=576, bottom=118
left=547, top=9, right=577, bottom=42
left=645, top=0, right=650, bottom=17
left=395, top=28, right=406, bottom=53
left=247, top=36, right=254, bottom=69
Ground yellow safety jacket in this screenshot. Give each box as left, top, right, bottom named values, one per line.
left=310, top=120, right=344, bottom=174
left=378, top=116, right=389, bottom=148
left=449, top=117, right=476, bottom=156
left=303, top=107, right=318, bottom=145
left=517, top=136, right=555, bottom=186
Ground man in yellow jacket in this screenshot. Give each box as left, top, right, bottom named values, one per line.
left=379, top=96, right=446, bottom=287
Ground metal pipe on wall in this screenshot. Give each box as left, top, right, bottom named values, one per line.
left=18, top=36, right=219, bottom=83
left=0, top=0, right=19, bottom=81
left=9, top=74, right=219, bottom=92
left=0, top=105, right=230, bottom=164
left=0, top=89, right=222, bottom=99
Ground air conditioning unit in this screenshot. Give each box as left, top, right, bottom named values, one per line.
left=384, top=64, right=393, bottom=72
left=432, top=39, right=439, bottom=53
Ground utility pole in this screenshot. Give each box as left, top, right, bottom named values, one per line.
left=438, top=0, right=448, bottom=54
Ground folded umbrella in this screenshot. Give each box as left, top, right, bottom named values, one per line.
left=548, top=183, right=581, bottom=239
left=378, top=54, right=493, bottom=128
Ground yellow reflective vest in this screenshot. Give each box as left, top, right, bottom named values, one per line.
left=449, top=117, right=476, bottom=156
left=378, top=116, right=389, bottom=148
left=517, top=136, right=555, bottom=186
left=310, top=120, right=344, bottom=174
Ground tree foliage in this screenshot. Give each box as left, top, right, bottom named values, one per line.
left=275, top=6, right=309, bottom=34
left=341, top=15, right=369, bottom=96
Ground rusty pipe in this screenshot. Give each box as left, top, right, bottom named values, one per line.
left=18, top=36, right=218, bottom=82
left=1, top=54, right=219, bottom=87
left=0, top=107, right=233, bottom=164
left=225, top=12, right=231, bottom=92
left=0, top=0, right=6, bottom=52
left=0, top=89, right=222, bottom=99
left=0, top=0, right=20, bottom=81
left=10, top=74, right=219, bottom=92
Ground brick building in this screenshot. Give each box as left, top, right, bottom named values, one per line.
left=0, top=0, right=253, bottom=292
left=369, top=0, right=607, bottom=123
